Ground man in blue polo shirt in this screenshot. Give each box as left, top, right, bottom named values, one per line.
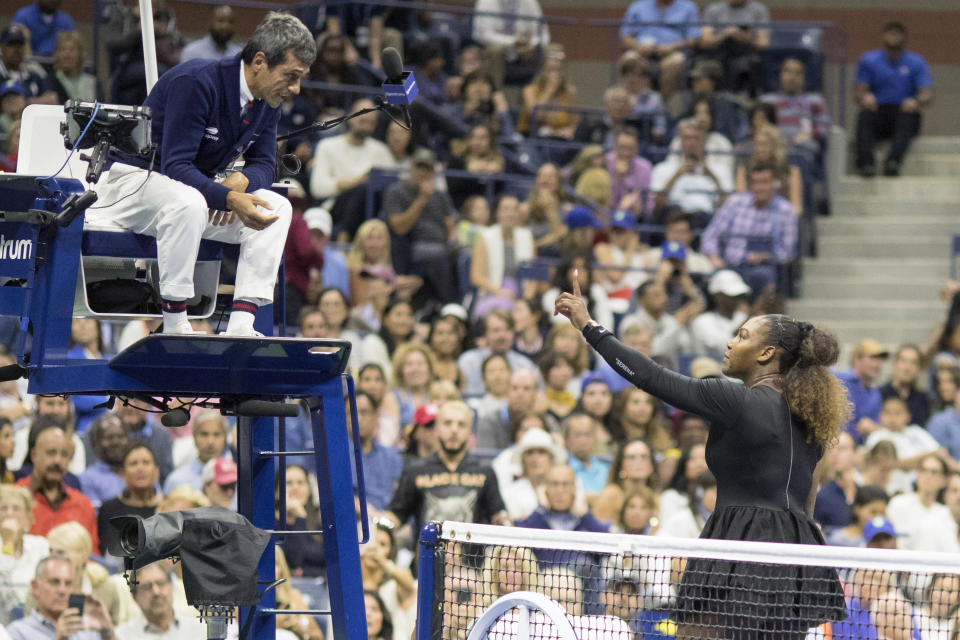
left=620, top=0, right=701, bottom=103
left=837, top=338, right=889, bottom=445
left=89, top=13, right=316, bottom=337
left=854, top=21, right=933, bottom=177
left=11, top=0, right=75, bottom=59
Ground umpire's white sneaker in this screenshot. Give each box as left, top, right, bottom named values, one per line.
left=220, top=328, right=265, bottom=337
left=161, top=324, right=203, bottom=336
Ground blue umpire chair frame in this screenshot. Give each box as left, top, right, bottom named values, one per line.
left=0, top=174, right=369, bottom=640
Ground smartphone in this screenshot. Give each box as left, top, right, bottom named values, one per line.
left=68, top=593, right=85, bottom=616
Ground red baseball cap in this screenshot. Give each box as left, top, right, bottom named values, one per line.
left=413, top=403, right=440, bottom=426
left=202, top=458, right=238, bottom=486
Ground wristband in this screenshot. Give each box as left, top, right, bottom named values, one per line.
left=581, top=322, right=609, bottom=348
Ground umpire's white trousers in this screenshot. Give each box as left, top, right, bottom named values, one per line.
left=88, top=163, right=292, bottom=303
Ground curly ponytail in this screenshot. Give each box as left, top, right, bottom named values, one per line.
left=765, top=315, right=852, bottom=447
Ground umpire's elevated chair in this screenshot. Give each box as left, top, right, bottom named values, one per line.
left=5, top=104, right=369, bottom=640
left=20, top=104, right=225, bottom=322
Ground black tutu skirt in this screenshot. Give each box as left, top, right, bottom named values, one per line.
left=673, top=506, right=848, bottom=636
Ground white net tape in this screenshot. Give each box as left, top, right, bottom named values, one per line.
left=424, top=522, right=960, bottom=640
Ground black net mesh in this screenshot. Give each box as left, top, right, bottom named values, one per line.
left=429, top=536, right=960, bottom=640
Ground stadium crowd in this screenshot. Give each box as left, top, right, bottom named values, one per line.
left=0, top=0, right=947, bottom=639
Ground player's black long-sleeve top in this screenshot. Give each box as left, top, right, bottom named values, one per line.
left=583, top=324, right=822, bottom=515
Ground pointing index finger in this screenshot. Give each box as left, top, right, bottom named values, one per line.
left=572, top=269, right=581, bottom=298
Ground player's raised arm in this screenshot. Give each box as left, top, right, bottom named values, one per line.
left=553, top=269, right=593, bottom=331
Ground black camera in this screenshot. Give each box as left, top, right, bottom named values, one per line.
left=110, top=507, right=271, bottom=608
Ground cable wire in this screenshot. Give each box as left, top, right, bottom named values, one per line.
left=39, top=102, right=101, bottom=182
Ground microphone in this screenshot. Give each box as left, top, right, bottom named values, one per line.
left=381, top=47, right=418, bottom=107
left=276, top=49, right=417, bottom=142
left=160, top=407, right=190, bottom=428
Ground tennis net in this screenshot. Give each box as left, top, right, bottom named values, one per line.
left=415, top=521, right=960, bottom=640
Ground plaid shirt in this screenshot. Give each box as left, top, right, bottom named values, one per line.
left=761, top=91, right=831, bottom=142
left=700, top=192, right=797, bottom=265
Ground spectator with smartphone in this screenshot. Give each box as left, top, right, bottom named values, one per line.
left=6, top=555, right=114, bottom=640
left=649, top=118, right=733, bottom=229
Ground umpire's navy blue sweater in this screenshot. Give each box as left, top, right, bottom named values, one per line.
left=111, top=54, right=279, bottom=212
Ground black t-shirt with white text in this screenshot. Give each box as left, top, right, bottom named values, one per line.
left=387, top=453, right=506, bottom=536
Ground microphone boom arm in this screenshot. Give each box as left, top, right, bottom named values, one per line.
left=276, top=97, right=408, bottom=142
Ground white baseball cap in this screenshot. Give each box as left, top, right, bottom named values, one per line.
left=440, top=303, right=468, bottom=322
left=708, top=270, right=751, bottom=297
left=511, top=428, right=566, bottom=466
left=303, top=207, right=332, bottom=236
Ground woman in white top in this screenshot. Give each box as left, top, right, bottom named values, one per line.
left=887, top=454, right=959, bottom=553
left=360, top=522, right=417, bottom=640
left=499, top=428, right=568, bottom=520
left=50, top=32, right=98, bottom=102
left=492, top=412, right=549, bottom=492
left=0, top=486, right=48, bottom=624
left=657, top=469, right=716, bottom=539
left=658, top=443, right=708, bottom=525
left=864, top=396, right=946, bottom=495
left=470, top=194, right=535, bottom=318
left=915, top=573, right=959, bottom=640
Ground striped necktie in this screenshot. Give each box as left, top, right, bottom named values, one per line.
left=241, top=99, right=253, bottom=125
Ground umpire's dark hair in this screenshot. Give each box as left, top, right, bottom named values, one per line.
left=241, top=12, right=316, bottom=68
left=764, top=315, right=852, bottom=447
